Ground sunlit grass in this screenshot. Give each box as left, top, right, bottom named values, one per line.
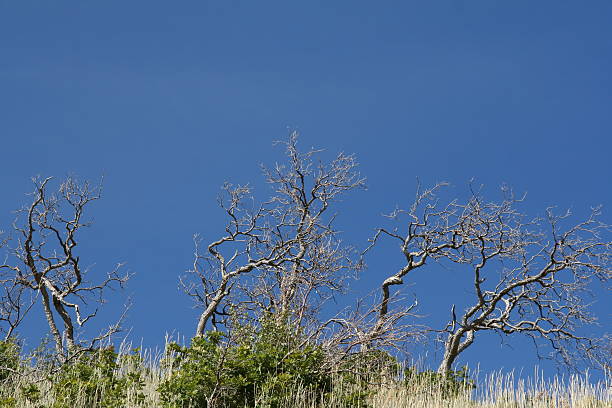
left=0, top=342, right=609, bottom=407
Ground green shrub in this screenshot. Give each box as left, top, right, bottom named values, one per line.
left=19, top=383, right=41, bottom=404
left=0, top=339, right=20, bottom=383
left=51, top=346, right=145, bottom=408
left=159, top=320, right=331, bottom=408
left=0, top=338, right=22, bottom=408
left=0, top=398, right=16, bottom=408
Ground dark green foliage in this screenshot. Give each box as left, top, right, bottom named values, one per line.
left=404, top=366, right=475, bottom=399
left=159, top=320, right=331, bottom=408
left=19, top=383, right=41, bottom=404
left=51, top=347, right=145, bottom=408
left=0, top=339, right=21, bottom=408
left=0, top=339, right=20, bottom=383
left=0, top=398, right=16, bottom=408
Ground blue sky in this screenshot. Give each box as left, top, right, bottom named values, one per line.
left=1, top=1, right=610, bottom=378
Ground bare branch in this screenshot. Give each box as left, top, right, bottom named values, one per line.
left=0, top=176, right=129, bottom=361
left=183, top=133, right=368, bottom=350
left=369, top=182, right=610, bottom=374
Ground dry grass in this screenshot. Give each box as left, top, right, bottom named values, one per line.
left=0, top=344, right=609, bottom=408
left=274, top=370, right=610, bottom=408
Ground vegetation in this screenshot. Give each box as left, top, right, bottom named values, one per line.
left=159, top=320, right=331, bottom=408
left=0, top=338, right=610, bottom=407
left=0, top=135, right=610, bottom=406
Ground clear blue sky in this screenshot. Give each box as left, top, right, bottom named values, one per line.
left=1, top=1, right=610, bottom=378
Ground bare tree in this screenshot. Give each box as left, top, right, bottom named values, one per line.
left=0, top=176, right=129, bottom=361
left=437, top=190, right=610, bottom=374
left=369, top=183, right=611, bottom=374
left=1, top=230, right=28, bottom=340
left=183, top=137, right=610, bottom=375
left=0, top=275, right=35, bottom=342
left=362, top=182, right=459, bottom=350
left=182, top=134, right=367, bottom=339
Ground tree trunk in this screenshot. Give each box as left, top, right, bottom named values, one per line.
left=438, top=329, right=474, bottom=374
left=40, top=286, right=64, bottom=356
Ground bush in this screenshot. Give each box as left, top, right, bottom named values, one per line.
left=51, top=346, right=145, bottom=408
left=159, top=320, right=331, bottom=408
left=0, top=338, right=22, bottom=408
left=0, top=339, right=20, bottom=383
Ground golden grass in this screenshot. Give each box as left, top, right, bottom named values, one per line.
left=1, top=344, right=609, bottom=408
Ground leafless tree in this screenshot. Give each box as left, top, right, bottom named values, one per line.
left=369, top=182, right=611, bottom=374
left=0, top=275, right=35, bottom=342
left=182, top=134, right=367, bottom=340
left=181, top=135, right=440, bottom=383
left=362, top=183, right=459, bottom=351
left=309, top=292, right=424, bottom=375
left=183, top=137, right=610, bottom=375
left=0, top=176, right=129, bottom=361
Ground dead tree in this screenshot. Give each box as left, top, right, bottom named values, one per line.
left=182, top=134, right=366, bottom=338
left=369, top=183, right=611, bottom=374
left=361, top=182, right=462, bottom=351
left=0, top=275, right=35, bottom=342
left=1, top=231, right=28, bottom=341
left=0, top=177, right=129, bottom=360
left=437, top=190, right=610, bottom=374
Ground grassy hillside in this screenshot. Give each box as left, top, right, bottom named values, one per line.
left=0, top=339, right=609, bottom=408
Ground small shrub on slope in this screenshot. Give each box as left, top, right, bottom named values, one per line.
left=51, top=346, right=145, bottom=408
left=159, top=320, right=331, bottom=408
